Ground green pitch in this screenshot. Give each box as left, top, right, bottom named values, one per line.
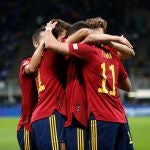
left=0, top=117, right=150, bottom=150
left=0, top=117, right=19, bottom=150
left=128, top=116, right=150, bottom=150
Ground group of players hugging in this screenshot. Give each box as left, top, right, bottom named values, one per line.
left=17, top=17, right=135, bottom=150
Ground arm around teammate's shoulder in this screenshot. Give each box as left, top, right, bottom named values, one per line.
left=108, top=41, right=135, bottom=60
left=66, top=28, right=92, bottom=43
left=44, top=24, right=70, bottom=55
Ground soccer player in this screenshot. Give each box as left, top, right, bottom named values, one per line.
left=44, top=21, right=134, bottom=150
left=52, top=21, right=134, bottom=149
left=17, top=58, right=37, bottom=150
left=85, top=17, right=134, bottom=149
left=17, top=27, right=45, bottom=150
left=60, top=22, right=92, bottom=150
left=63, top=21, right=135, bottom=149
left=26, top=19, right=71, bottom=150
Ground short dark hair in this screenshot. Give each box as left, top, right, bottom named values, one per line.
left=67, top=21, right=91, bottom=36
left=32, top=25, right=45, bottom=43
left=51, top=19, right=71, bottom=38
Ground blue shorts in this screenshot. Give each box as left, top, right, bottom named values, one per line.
left=126, top=120, right=134, bottom=150
left=17, top=126, right=35, bottom=150
left=32, top=111, right=65, bottom=150
left=65, top=121, right=88, bottom=150
left=88, top=116, right=134, bottom=150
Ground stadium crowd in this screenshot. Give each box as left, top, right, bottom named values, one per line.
left=0, top=0, right=150, bottom=81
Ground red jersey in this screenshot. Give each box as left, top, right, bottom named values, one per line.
left=69, top=43, right=127, bottom=123
left=65, top=57, right=88, bottom=127
left=17, top=58, right=38, bottom=131
left=31, top=50, right=67, bottom=123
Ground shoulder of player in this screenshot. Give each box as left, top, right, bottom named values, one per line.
left=21, top=58, right=31, bottom=67
left=71, top=43, right=98, bottom=52
left=20, top=58, right=32, bottom=75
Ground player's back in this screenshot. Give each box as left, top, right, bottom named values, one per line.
left=65, top=57, right=88, bottom=127
left=31, top=50, right=67, bottom=123
left=17, top=58, right=38, bottom=131
left=82, top=46, right=127, bottom=123
left=69, top=43, right=127, bottom=123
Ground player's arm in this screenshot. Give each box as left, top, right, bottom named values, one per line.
left=45, top=22, right=70, bottom=55
left=118, top=59, right=132, bottom=92
left=81, top=33, right=135, bottom=59
left=66, top=28, right=93, bottom=43
left=107, top=40, right=135, bottom=60
left=45, top=29, right=116, bottom=55
left=118, top=77, right=132, bottom=92
left=81, top=33, right=133, bottom=48
left=25, top=40, right=44, bottom=74
left=45, top=21, right=96, bottom=58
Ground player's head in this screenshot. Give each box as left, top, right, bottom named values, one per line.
left=67, top=21, right=91, bottom=36
left=86, top=17, right=107, bottom=33
left=51, top=19, right=71, bottom=41
left=32, top=25, right=45, bottom=49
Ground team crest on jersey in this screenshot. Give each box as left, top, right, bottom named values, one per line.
left=73, top=43, right=78, bottom=50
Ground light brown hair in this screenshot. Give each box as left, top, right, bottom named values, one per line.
left=86, top=17, right=107, bottom=33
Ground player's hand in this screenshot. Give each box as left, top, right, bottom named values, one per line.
left=118, top=36, right=133, bottom=49
left=45, top=21, right=57, bottom=31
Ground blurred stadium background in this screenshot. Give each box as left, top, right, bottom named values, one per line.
left=0, top=0, right=150, bottom=149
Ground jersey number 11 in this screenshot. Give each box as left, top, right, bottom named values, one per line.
left=98, top=62, right=116, bottom=96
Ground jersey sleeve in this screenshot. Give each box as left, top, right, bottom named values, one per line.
left=19, top=58, right=38, bottom=125
left=118, top=60, right=128, bottom=81
left=69, top=43, right=97, bottom=60
left=19, top=58, right=31, bottom=76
